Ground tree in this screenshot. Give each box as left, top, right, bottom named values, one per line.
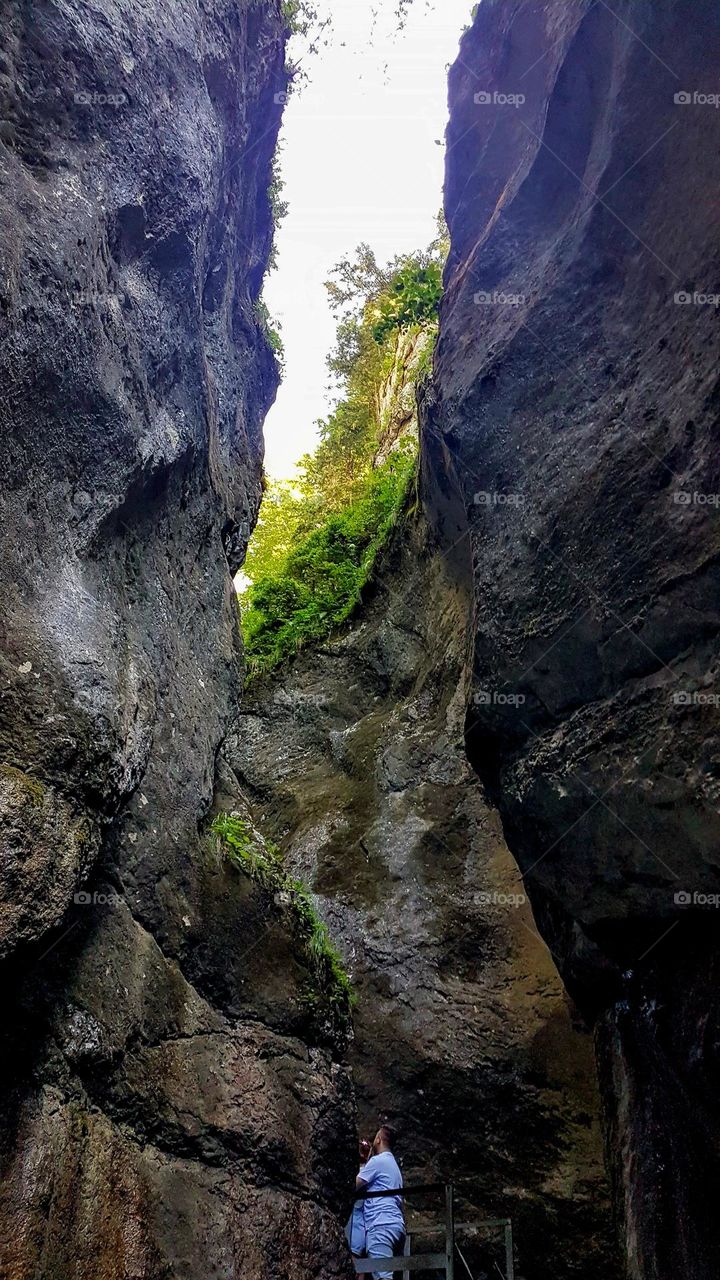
left=239, top=231, right=447, bottom=676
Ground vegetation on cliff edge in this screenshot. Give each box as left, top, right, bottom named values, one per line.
left=240, top=230, right=446, bottom=677
left=211, top=813, right=354, bottom=1017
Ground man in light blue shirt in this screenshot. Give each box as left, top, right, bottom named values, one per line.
left=356, top=1125, right=405, bottom=1279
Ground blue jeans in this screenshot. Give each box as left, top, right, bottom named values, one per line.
left=346, top=1202, right=366, bottom=1256
left=366, top=1223, right=405, bottom=1280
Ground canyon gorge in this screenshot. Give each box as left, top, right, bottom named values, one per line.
left=1, top=2, right=719, bottom=1279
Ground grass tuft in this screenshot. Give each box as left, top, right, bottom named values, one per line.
left=211, top=813, right=354, bottom=1015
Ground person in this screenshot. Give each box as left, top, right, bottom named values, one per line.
left=356, top=1125, right=405, bottom=1280
left=346, top=1137, right=372, bottom=1276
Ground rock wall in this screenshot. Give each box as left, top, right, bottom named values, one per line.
left=5, top=1, right=717, bottom=1275
left=434, top=1, right=720, bottom=1275
left=228, top=478, right=620, bottom=1280
left=373, top=326, right=433, bottom=464
left=0, top=4, right=354, bottom=1276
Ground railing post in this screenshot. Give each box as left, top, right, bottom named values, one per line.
left=504, top=1220, right=515, bottom=1280
left=445, top=1184, right=455, bottom=1280
left=403, top=1231, right=411, bottom=1280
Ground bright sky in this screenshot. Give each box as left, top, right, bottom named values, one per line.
left=262, top=0, right=473, bottom=479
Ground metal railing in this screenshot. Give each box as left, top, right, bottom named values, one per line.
left=352, top=1182, right=515, bottom=1279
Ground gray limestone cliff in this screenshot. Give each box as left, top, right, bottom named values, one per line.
left=227, top=483, right=620, bottom=1280
left=0, top=4, right=354, bottom=1277
left=2, top=2, right=718, bottom=1278
left=433, top=1, right=720, bottom=1276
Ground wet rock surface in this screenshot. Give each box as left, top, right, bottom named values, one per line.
left=0, top=3, right=354, bottom=1276
left=228, top=505, right=620, bottom=1280
left=435, top=1, right=720, bottom=1275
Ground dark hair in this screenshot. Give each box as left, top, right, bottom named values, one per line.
left=378, top=1124, right=397, bottom=1150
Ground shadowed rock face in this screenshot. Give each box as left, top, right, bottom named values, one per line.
left=228, top=492, right=621, bottom=1280
left=434, top=1, right=720, bottom=1275
left=0, top=4, right=354, bottom=1276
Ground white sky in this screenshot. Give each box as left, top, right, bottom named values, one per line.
left=261, top=0, right=473, bottom=478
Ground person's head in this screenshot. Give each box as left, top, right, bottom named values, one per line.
left=372, top=1124, right=396, bottom=1154
left=359, top=1137, right=372, bottom=1163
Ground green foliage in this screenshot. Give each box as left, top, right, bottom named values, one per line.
left=0, top=763, right=45, bottom=807
left=268, top=149, right=288, bottom=272
left=212, top=812, right=283, bottom=889
left=429, top=207, right=451, bottom=262
left=242, top=446, right=415, bottom=676
left=254, top=297, right=284, bottom=365
left=325, top=239, right=444, bottom=330
left=325, top=243, right=394, bottom=318
left=369, top=260, right=443, bottom=345
left=211, top=813, right=353, bottom=1012
left=241, top=233, right=446, bottom=679
left=281, top=1, right=318, bottom=36
left=243, top=480, right=305, bottom=587
left=290, top=879, right=355, bottom=1008
left=281, top=1, right=332, bottom=80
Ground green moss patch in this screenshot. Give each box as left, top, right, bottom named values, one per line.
left=211, top=813, right=354, bottom=1017
left=0, top=764, right=45, bottom=807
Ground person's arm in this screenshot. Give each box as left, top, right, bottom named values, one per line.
left=356, top=1154, right=379, bottom=1191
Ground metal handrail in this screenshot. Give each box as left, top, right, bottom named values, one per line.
left=354, top=1182, right=445, bottom=1199
left=353, top=1183, right=455, bottom=1277
left=351, top=1182, right=514, bottom=1279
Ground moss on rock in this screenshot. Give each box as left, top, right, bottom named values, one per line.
left=211, top=813, right=354, bottom=1022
